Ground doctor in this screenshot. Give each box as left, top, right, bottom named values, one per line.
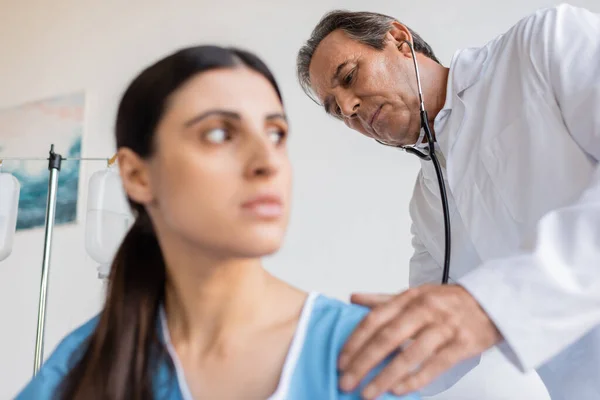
left=296, top=4, right=600, bottom=400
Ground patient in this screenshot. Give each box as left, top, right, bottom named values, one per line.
left=16, top=45, right=420, bottom=400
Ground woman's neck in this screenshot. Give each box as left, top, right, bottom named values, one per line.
left=161, top=245, right=304, bottom=358
left=165, top=258, right=270, bottom=335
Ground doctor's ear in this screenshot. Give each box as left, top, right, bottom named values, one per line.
left=387, top=21, right=413, bottom=56
left=116, top=147, right=154, bottom=206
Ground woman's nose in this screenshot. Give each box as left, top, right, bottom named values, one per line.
left=245, top=136, right=281, bottom=179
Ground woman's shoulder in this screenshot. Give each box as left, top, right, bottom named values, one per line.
left=301, top=293, right=382, bottom=366
left=14, top=315, right=100, bottom=400
left=285, top=293, right=420, bottom=400
left=308, top=293, right=370, bottom=344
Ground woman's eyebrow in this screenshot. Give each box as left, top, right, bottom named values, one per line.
left=184, top=109, right=241, bottom=127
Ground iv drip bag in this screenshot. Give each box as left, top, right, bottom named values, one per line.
left=85, top=165, right=132, bottom=278
left=0, top=172, right=20, bottom=262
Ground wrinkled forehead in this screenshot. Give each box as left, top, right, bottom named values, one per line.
left=308, top=30, right=359, bottom=104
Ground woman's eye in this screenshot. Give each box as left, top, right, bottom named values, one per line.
left=204, top=128, right=229, bottom=143
left=267, top=128, right=286, bottom=144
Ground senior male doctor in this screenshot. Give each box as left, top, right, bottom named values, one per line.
left=296, top=3, right=600, bottom=400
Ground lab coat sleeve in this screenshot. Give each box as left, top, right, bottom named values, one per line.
left=458, top=3, right=600, bottom=372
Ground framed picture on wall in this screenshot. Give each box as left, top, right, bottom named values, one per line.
left=0, top=92, right=85, bottom=231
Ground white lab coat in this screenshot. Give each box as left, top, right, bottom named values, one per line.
left=409, top=4, right=600, bottom=400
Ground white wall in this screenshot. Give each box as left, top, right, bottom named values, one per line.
left=0, top=0, right=597, bottom=398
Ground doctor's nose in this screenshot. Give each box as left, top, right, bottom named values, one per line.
left=337, top=95, right=360, bottom=119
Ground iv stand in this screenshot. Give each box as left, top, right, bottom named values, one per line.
left=33, top=144, right=62, bottom=376
left=2, top=145, right=114, bottom=376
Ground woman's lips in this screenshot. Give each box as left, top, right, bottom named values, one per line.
left=241, top=194, right=283, bottom=219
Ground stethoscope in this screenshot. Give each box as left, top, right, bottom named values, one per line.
left=374, top=40, right=451, bottom=284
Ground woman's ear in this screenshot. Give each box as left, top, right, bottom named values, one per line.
left=117, top=148, right=154, bottom=205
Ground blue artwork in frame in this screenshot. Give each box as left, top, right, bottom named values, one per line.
left=0, top=92, right=85, bottom=231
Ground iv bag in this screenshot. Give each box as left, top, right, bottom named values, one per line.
left=0, top=172, right=20, bottom=262
left=85, top=166, right=132, bottom=279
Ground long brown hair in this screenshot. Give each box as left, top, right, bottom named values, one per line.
left=58, top=45, right=283, bottom=400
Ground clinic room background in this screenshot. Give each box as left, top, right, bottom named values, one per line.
left=0, top=0, right=597, bottom=399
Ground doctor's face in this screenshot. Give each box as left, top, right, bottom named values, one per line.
left=308, top=28, right=422, bottom=146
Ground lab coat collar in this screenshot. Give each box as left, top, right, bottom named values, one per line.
left=452, top=46, right=490, bottom=97
left=434, top=46, right=491, bottom=159
left=439, top=52, right=457, bottom=114
left=432, top=53, right=456, bottom=147
left=438, top=46, right=491, bottom=114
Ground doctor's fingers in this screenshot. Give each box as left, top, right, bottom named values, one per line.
left=360, top=325, right=456, bottom=399
left=391, top=341, right=466, bottom=396
left=338, top=289, right=421, bottom=370
left=350, top=293, right=395, bottom=308
left=338, top=297, right=439, bottom=392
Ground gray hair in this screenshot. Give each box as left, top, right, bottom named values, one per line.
left=296, top=10, right=439, bottom=101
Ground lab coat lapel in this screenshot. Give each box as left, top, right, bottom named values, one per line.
left=441, top=46, right=489, bottom=190
left=442, top=46, right=510, bottom=264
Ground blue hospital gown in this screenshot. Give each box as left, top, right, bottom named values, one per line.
left=16, top=292, right=421, bottom=399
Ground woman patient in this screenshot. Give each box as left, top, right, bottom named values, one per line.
left=16, top=45, right=420, bottom=400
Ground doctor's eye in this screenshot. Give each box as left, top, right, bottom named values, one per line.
left=343, top=69, right=355, bottom=86
left=334, top=104, right=342, bottom=118
left=203, top=127, right=232, bottom=144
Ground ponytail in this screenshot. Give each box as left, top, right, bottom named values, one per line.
left=59, top=211, right=168, bottom=400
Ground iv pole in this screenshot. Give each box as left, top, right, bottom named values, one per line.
left=2, top=144, right=114, bottom=376
left=33, top=144, right=61, bottom=374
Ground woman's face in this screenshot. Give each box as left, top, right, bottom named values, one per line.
left=123, top=67, right=291, bottom=259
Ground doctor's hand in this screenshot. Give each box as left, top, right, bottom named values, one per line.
left=339, top=284, right=502, bottom=399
